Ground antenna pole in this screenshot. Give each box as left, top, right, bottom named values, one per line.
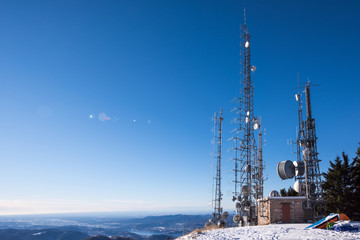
left=244, top=8, right=246, bottom=25
left=210, top=109, right=224, bottom=226
left=289, top=79, right=324, bottom=220
left=303, top=83, right=324, bottom=219
left=232, top=14, right=264, bottom=226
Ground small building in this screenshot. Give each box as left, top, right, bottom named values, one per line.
left=257, top=196, right=313, bottom=225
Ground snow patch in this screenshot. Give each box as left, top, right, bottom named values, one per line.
left=177, top=224, right=360, bottom=240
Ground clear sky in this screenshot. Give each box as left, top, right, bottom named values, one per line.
left=0, top=0, right=359, bottom=215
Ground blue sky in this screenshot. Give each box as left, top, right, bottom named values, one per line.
left=0, top=0, right=359, bottom=215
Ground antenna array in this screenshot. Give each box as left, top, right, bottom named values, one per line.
left=206, top=110, right=229, bottom=228
left=213, top=109, right=224, bottom=224
left=277, top=81, right=324, bottom=220
left=294, top=83, right=324, bottom=218
left=231, top=15, right=264, bottom=226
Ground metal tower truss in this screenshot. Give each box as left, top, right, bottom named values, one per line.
left=213, top=109, right=223, bottom=224
left=294, top=83, right=324, bottom=218
left=231, top=18, right=264, bottom=226
left=206, top=109, right=229, bottom=228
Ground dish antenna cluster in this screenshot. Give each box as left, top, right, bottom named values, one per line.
left=276, top=81, right=324, bottom=219
left=277, top=160, right=305, bottom=180
left=268, top=190, right=280, bottom=197
left=231, top=10, right=265, bottom=226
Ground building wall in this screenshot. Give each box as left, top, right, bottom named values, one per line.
left=258, top=200, right=270, bottom=225
left=258, top=197, right=312, bottom=225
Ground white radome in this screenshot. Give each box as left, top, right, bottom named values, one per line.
left=303, top=148, right=310, bottom=158
left=294, top=181, right=301, bottom=193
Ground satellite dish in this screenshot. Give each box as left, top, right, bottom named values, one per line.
left=293, top=161, right=305, bottom=176
left=242, top=185, right=250, bottom=194
left=246, top=111, right=250, bottom=116
left=303, top=148, right=310, bottom=158
left=218, top=220, right=226, bottom=227
left=233, top=214, right=241, bottom=223
left=251, top=66, right=256, bottom=72
left=294, top=181, right=301, bottom=193
left=269, top=190, right=280, bottom=197
left=205, top=222, right=215, bottom=228
left=242, top=200, right=251, bottom=207
left=237, top=195, right=242, bottom=201
left=245, top=41, right=250, bottom=48
left=254, top=123, right=259, bottom=130
left=235, top=202, right=241, bottom=209
left=222, top=211, right=229, bottom=219
left=277, top=160, right=295, bottom=180
left=245, top=164, right=251, bottom=173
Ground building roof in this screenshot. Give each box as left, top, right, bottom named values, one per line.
left=257, top=196, right=307, bottom=202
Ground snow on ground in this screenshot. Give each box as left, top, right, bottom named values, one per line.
left=32, top=232, right=44, bottom=236
left=177, top=224, right=360, bottom=240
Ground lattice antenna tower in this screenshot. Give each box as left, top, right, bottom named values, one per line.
left=302, top=83, right=324, bottom=218
left=232, top=10, right=263, bottom=226
left=284, top=80, right=324, bottom=219
left=294, top=76, right=307, bottom=192
left=212, top=109, right=223, bottom=224
left=255, top=117, right=264, bottom=205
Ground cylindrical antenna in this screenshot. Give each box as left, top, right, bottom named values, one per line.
left=244, top=8, right=247, bottom=25
left=305, top=84, right=312, bottom=119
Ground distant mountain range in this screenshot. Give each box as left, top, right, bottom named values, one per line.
left=0, top=214, right=213, bottom=240
left=0, top=228, right=89, bottom=240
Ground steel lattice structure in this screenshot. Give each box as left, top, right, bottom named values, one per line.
left=212, top=109, right=224, bottom=225
left=294, top=83, right=324, bottom=219
left=231, top=14, right=264, bottom=226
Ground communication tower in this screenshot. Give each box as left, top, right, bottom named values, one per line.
left=295, top=82, right=324, bottom=217
left=277, top=81, right=324, bottom=220
left=231, top=11, right=264, bottom=226
left=206, top=109, right=228, bottom=228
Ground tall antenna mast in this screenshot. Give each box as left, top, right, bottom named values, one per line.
left=277, top=80, right=324, bottom=220
left=244, top=8, right=247, bottom=25
left=213, top=109, right=223, bottom=224
left=303, top=83, right=324, bottom=218
left=206, top=109, right=228, bottom=228
left=232, top=13, right=264, bottom=226
left=256, top=116, right=264, bottom=205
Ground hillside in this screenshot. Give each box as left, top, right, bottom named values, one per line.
left=177, top=223, right=360, bottom=240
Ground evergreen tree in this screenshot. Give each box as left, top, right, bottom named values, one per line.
left=279, top=187, right=299, bottom=197
left=350, top=144, right=360, bottom=220
left=322, top=152, right=353, bottom=218
left=286, top=186, right=299, bottom=196
left=280, top=188, right=286, bottom=197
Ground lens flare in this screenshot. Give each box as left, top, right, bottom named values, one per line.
left=99, top=113, right=109, bottom=121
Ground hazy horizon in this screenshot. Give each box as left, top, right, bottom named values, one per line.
left=0, top=0, right=359, bottom=215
